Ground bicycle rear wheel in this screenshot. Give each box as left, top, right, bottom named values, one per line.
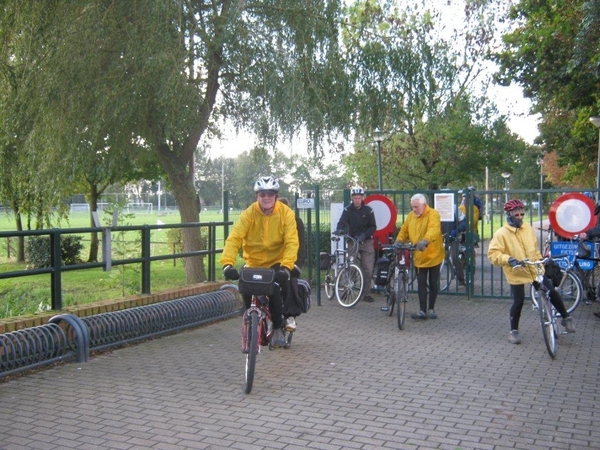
left=335, top=264, right=364, bottom=308
left=324, top=269, right=335, bottom=300
left=396, top=272, right=407, bottom=330
left=439, top=257, right=455, bottom=292
left=530, top=270, right=582, bottom=314
left=244, top=310, right=259, bottom=393
left=538, top=294, right=557, bottom=359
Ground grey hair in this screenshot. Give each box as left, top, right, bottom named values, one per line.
left=411, top=193, right=428, bottom=205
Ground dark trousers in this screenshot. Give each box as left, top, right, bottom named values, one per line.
left=415, top=263, right=441, bottom=312
left=243, top=287, right=284, bottom=329
left=510, top=277, right=569, bottom=330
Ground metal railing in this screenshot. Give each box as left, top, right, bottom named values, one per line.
left=0, top=221, right=231, bottom=310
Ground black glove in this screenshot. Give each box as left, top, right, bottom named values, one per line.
left=222, top=265, right=240, bottom=280
left=274, top=268, right=291, bottom=285
left=357, top=233, right=366, bottom=244
left=332, top=229, right=343, bottom=236
left=291, top=265, right=302, bottom=278
left=416, top=240, right=429, bottom=251
left=508, top=257, right=520, bottom=268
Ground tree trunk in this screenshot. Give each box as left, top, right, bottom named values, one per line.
left=158, top=146, right=205, bottom=284
left=87, top=183, right=100, bottom=262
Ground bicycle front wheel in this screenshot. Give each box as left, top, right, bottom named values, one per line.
left=539, top=294, right=557, bottom=359
left=244, top=310, right=259, bottom=394
left=385, top=268, right=397, bottom=316
left=396, top=272, right=407, bottom=330
left=335, top=264, right=364, bottom=308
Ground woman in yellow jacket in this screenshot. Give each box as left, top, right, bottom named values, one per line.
left=488, top=198, right=575, bottom=344
left=221, top=176, right=299, bottom=347
left=396, top=193, right=444, bottom=320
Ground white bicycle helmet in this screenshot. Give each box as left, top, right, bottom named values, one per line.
left=253, top=176, right=280, bottom=192
left=350, top=186, right=365, bottom=196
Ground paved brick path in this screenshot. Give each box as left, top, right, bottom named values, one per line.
left=2, top=292, right=600, bottom=449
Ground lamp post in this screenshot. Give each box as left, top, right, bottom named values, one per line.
left=373, top=128, right=385, bottom=191
left=501, top=172, right=511, bottom=203
left=589, top=116, right=600, bottom=196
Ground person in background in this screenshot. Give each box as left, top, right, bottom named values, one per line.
left=459, top=187, right=481, bottom=236
left=488, top=198, right=576, bottom=344
left=221, top=176, right=299, bottom=347
left=334, top=186, right=377, bottom=302
left=278, top=198, right=306, bottom=272
left=395, top=193, right=444, bottom=319
left=580, top=199, right=600, bottom=316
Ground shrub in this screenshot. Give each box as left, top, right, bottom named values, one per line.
left=26, top=235, right=84, bottom=268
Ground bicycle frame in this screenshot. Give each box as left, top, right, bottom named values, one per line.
left=381, top=243, right=415, bottom=330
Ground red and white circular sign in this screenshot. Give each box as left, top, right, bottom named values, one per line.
left=548, top=193, right=596, bottom=238
left=364, top=194, right=397, bottom=248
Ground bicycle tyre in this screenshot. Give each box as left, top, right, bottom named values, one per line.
left=439, top=257, right=455, bottom=292
left=324, top=270, right=335, bottom=300
left=386, top=267, right=397, bottom=316
left=335, top=264, right=364, bottom=308
left=538, top=294, right=557, bottom=359
left=397, top=271, right=407, bottom=330
left=244, top=310, right=259, bottom=394
left=530, top=270, right=582, bottom=314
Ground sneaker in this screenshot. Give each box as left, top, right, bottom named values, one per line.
left=362, top=295, right=374, bottom=303
left=285, top=317, right=297, bottom=332
left=428, top=309, right=437, bottom=319
left=508, top=330, right=522, bottom=344
left=561, top=316, right=576, bottom=333
left=271, top=329, right=286, bottom=348
left=410, top=310, right=428, bottom=320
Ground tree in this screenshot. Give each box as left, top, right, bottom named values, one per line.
left=493, top=0, right=600, bottom=187
left=340, top=0, right=525, bottom=190
left=1, top=1, right=350, bottom=283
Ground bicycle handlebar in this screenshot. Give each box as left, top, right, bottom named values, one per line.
left=381, top=243, right=417, bottom=252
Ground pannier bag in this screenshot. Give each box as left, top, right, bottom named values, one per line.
left=577, top=240, right=592, bottom=259
left=320, top=252, right=331, bottom=270
left=543, top=258, right=563, bottom=287
left=238, top=267, right=276, bottom=296
left=374, top=257, right=390, bottom=287
left=283, top=278, right=312, bottom=316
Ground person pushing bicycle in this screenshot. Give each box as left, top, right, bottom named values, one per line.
left=487, top=198, right=576, bottom=345
left=221, top=175, right=300, bottom=348
left=333, top=186, right=377, bottom=302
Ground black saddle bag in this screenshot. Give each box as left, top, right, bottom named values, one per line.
left=238, top=267, right=276, bottom=296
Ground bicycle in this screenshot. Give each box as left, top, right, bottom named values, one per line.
left=439, top=232, right=467, bottom=291
left=541, top=228, right=600, bottom=304
left=520, top=258, right=572, bottom=359
left=380, top=242, right=416, bottom=329
left=322, top=234, right=364, bottom=308
left=238, top=267, right=293, bottom=394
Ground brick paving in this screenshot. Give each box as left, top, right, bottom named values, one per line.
left=1, top=292, right=600, bottom=450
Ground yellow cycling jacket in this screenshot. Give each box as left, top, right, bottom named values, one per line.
left=487, top=221, right=542, bottom=285
left=396, top=204, right=444, bottom=268
left=221, top=201, right=299, bottom=271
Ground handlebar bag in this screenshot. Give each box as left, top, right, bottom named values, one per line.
left=238, top=267, right=276, bottom=296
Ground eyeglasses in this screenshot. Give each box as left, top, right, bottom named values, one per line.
left=258, top=192, right=277, bottom=198
left=512, top=212, right=525, bottom=217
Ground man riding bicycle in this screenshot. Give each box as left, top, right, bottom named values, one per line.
left=221, top=175, right=300, bottom=348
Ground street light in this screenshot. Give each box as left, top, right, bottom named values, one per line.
left=373, top=128, right=385, bottom=191
left=501, top=172, right=511, bottom=203
left=589, top=116, right=600, bottom=195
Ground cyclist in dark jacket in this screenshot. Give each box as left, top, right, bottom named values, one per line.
left=334, top=186, right=377, bottom=302
left=580, top=200, right=600, bottom=313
